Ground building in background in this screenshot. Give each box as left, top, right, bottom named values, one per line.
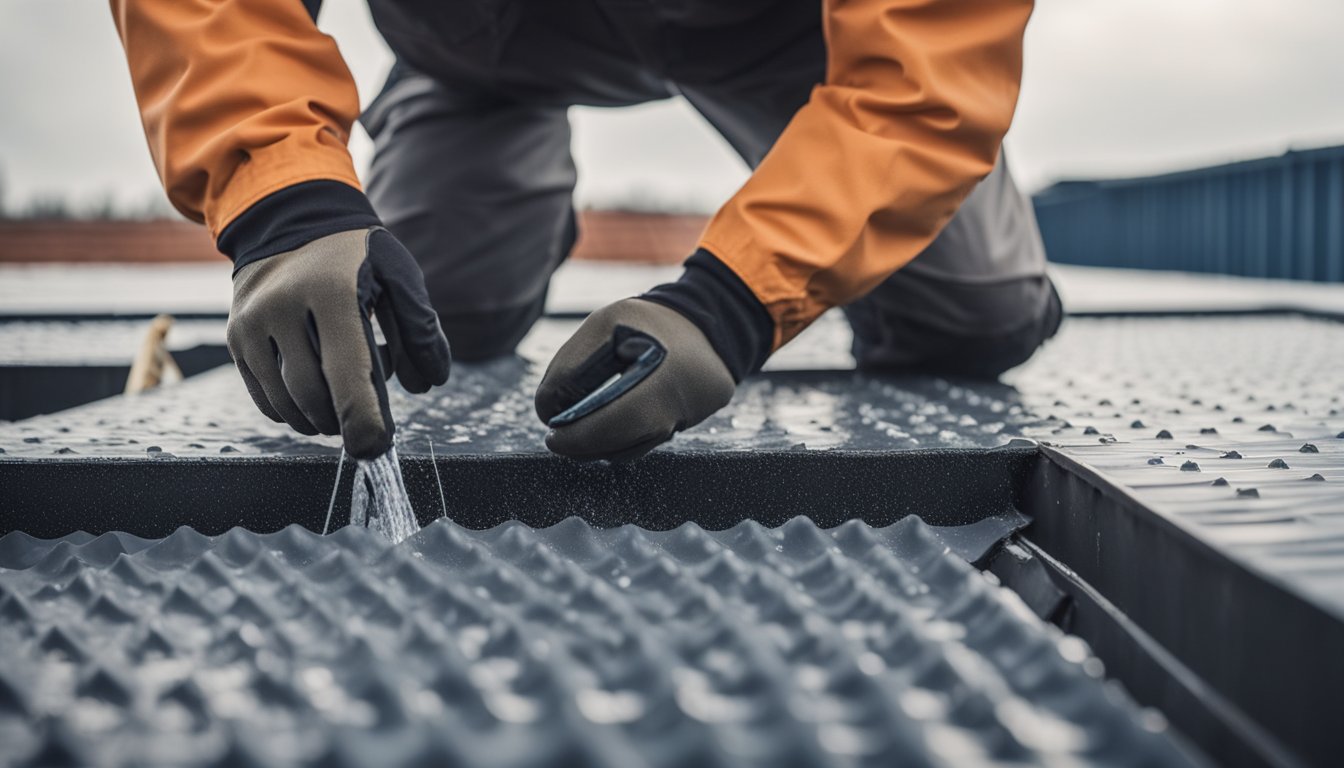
left=1033, top=144, right=1344, bottom=282
left=9, top=145, right=1344, bottom=282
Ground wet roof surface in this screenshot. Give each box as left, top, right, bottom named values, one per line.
left=0, top=312, right=1028, bottom=457
left=0, top=320, right=225, bottom=366
left=7, top=262, right=1344, bottom=318
left=0, top=516, right=1190, bottom=767
left=1009, top=315, right=1344, bottom=616
left=4, top=265, right=1344, bottom=765
left=5, top=312, right=1343, bottom=617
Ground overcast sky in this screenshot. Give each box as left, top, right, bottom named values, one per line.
left=1, top=0, right=1341, bottom=216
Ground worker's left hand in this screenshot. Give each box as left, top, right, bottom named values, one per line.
left=535, top=299, right=735, bottom=461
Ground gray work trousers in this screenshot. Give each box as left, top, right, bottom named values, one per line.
left=361, top=0, right=1060, bottom=376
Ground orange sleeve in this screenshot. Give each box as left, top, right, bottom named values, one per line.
left=109, top=0, right=365, bottom=239
left=698, top=0, right=1034, bottom=349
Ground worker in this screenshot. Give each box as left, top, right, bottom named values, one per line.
left=110, top=0, right=1059, bottom=462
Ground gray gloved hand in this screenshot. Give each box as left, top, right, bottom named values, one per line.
left=228, top=228, right=451, bottom=459
left=534, top=298, right=734, bottom=462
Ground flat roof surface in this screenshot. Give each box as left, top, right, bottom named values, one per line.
left=4, top=310, right=1343, bottom=621
left=5, top=262, right=1344, bottom=318
left=0, top=320, right=225, bottom=366
left=1011, top=314, right=1344, bottom=617
left=3, top=264, right=1344, bottom=765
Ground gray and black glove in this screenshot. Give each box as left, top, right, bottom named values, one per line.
left=534, top=299, right=735, bottom=462
left=221, top=183, right=450, bottom=459
left=535, top=250, right=775, bottom=462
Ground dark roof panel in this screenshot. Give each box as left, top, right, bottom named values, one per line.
left=0, top=516, right=1193, bottom=767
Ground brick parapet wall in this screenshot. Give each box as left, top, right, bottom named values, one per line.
left=0, top=211, right=708, bottom=265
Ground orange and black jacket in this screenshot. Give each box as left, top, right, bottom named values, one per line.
left=111, top=0, right=1032, bottom=378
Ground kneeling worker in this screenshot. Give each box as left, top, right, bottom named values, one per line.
left=110, top=0, right=1059, bottom=461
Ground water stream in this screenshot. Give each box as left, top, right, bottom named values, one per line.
left=350, top=446, right=421, bottom=543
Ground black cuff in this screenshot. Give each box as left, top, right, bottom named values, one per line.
left=642, top=249, right=774, bottom=382
left=218, top=180, right=382, bottom=272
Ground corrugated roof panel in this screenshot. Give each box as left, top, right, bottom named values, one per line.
left=0, top=516, right=1192, bottom=767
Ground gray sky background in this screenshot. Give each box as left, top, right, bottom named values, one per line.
left=1, top=0, right=1341, bottom=216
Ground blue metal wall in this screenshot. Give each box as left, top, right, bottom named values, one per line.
left=1032, top=145, right=1344, bottom=281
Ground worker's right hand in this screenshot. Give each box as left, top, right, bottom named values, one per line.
left=227, top=228, right=451, bottom=459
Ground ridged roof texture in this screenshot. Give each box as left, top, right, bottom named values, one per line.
left=0, top=516, right=1191, bottom=767
left=1014, top=315, right=1344, bottom=616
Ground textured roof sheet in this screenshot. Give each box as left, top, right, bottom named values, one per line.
left=0, top=313, right=1027, bottom=459
left=4, top=314, right=1344, bottom=616
left=0, top=516, right=1189, bottom=767
left=1010, top=315, right=1344, bottom=616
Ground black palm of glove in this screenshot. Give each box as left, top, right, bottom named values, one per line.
left=227, top=228, right=451, bottom=459
left=535, top=299, right=735, bottom=462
